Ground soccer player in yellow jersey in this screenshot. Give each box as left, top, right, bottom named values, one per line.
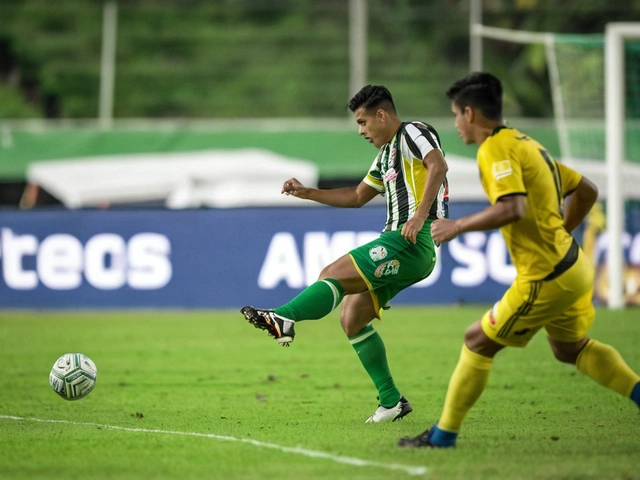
left=399, top=72, right=640, bottom=448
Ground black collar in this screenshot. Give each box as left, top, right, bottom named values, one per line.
left=491, top=125, right=509, bottom=136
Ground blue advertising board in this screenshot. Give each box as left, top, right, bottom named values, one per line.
left=0, top=202, right=638, bottom=308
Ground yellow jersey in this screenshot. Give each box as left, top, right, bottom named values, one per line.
left=477, top=126, right=583, bottom=280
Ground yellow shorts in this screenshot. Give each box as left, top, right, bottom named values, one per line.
left=481, top=248, right=595, bottom=347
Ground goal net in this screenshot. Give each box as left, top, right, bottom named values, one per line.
left=472, top=22, right=640, bottom=309
left=472, top=24, right=640, bottom=166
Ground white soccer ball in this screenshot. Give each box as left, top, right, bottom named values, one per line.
left=49, top=353, right=97, bottom=401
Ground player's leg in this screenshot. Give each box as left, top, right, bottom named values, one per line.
left=399, top=318, right=503, bottom=448
left=545, top=250, right=640, bottom=408
left=340, top=229, right=434, bottom=422
left=240, top=254, right=362, bottom=344
left=242, top=226, right=432, bottom=345
left=341, top=292, right=412, bottom=423
left=549, top=336, right=640, bottom=408
left=274, top=253, right=364, bottom=319
left=400, top=273, right=545, bottom=449
left=410, top=271, right=588, bottom=447
left=575, top=338, right=640, bottom=407
left=439, top=319, right=505, bottom=434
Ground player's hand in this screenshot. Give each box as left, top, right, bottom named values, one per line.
left=281, top=178, right=307, bottom=198
left=401, top=217, right=425, bottom=244
left=431, top=219, right=459, bottom=243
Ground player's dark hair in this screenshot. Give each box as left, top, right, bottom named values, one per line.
left=348, top=85, right=396, bottom=114
left=446, top=72, right=503, bottom=121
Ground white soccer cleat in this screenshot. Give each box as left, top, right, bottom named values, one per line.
left=366, top=396, right=413, bottom=423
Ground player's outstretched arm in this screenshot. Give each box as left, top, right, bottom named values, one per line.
left=563, top=176, right=598, bottom=233
left=282, top=177, right=379, bottom=208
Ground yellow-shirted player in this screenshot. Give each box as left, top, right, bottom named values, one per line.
left=399, top=72, right=640, bottom=449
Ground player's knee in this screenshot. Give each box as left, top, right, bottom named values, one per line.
left=548, top=337, right=589, bottom=365
left=318, top=254, right=351, bottom=281
left=339, top=303, right=353, bottom=335
left=463, top=320, right=484, bottom=347
left=550, top=347, right=578, bottom=364
left=318, top=264, right=333, bottom=280
left=342, top=322, right=360, bottom=337
left=464, top=320, right=504, bottom=357
left=340, top=315, right=368, bottom=337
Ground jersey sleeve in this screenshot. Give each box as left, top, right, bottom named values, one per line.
left=363, top=155, right=385, bottom=193
left=477, top=140, right=526, bottom=204
left=403, top=122, right=442, bottom=160
left=556, top=161, right=583, bottom=196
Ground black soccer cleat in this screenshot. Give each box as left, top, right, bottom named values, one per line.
left=240, top=306, right=295, bottom=347
left=398, top=424, right=456, bottom=448
left=397, top=428, right=436, bottom=448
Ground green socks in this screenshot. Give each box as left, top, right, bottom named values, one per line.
left=350, top=323, right=400, bottom=408
left=275, top=278, right=344, bottom=321
left=273, top=279, right=400, bottom=407
left=275, top=279, right=400, bottom=408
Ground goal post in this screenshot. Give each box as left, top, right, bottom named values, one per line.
left=605, top=22, right=640, bottom=309
left=470, top=23, right=599, bottom=163
left=470, top=21, right=640, bottom=309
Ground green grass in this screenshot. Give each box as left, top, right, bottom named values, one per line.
left=0, top=306, right=638, bottom=479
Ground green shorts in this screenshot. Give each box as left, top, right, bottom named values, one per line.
left=348, top=222, right=437, bottom=315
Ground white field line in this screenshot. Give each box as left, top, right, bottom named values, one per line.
left=0, top=415, right=428, bottom=476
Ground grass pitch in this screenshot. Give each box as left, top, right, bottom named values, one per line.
left=0, top=306, right=638, bottom=480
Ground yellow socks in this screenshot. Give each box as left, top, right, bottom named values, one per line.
left=436, top=338, right=640, bottom=436
left=438, top=344, right=494, bottom=433
left=576, top=339, right=640, bottom=398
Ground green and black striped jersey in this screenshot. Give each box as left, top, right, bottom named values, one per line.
left=364, top=121, right=449, bottom=232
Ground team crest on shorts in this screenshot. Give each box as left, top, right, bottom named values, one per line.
left=369, top=246, right=388, bottom=261
left=374, top=259, right=400, bottom=278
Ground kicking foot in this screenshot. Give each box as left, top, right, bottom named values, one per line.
left=240, top=306, right=295, bottom=347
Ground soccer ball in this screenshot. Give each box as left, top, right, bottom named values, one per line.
left=49, top=353, right=97, bottom=401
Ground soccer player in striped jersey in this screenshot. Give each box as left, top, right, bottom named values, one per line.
left=241, top=85, right=449, bottom=423
left=399, top=72, right=640, bottom=448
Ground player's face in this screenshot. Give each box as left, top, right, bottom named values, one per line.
left=451, top=101, right=474, bottom=145
left=354, top=107, right=388, bottom=148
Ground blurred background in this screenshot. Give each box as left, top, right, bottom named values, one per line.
left=1, top=0, right=639, bottom=203
left=1, top=0, right=637, bottom=121
left=0, top=0, right=639, bottom=309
